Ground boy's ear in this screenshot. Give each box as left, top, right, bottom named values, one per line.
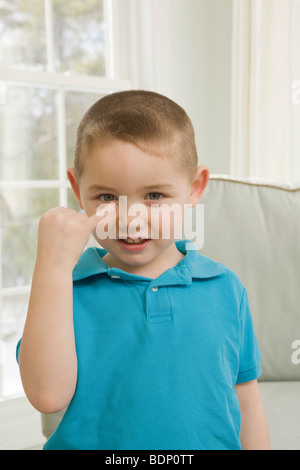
left=67, top=167, right=84, bottom=210
left=189, top=165, right=209, bottom=207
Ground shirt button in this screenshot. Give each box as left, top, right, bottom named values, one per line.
left=151, top=286, right=159, bottom=292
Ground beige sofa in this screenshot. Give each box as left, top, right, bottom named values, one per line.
left=200, top=176, right=300, bottom=450
left=42, top=176, right=300, bottom=450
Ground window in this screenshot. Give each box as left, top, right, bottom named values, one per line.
left=0, top=0, right=132, bottom=401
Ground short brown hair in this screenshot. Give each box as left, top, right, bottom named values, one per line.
left=74, top=90, right=198, bottom=182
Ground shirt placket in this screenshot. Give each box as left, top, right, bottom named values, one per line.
left=146, top=284, right=173, bottom=324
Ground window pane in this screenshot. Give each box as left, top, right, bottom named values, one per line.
left=0, top=0, right=46, bottom=71
left=0, top=85, right=58, bottom=180
left=53, top=0, right=106, bottom=76
left=65, top=90, right=104, bottom=169
left=0, top=188, right=59, bottom=288
left=2, top=293, right=28, bottom=397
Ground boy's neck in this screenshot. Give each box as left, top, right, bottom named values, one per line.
left=102, top=242, right=185, bottom=280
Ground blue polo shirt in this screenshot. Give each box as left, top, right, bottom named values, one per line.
left=17, top=240, right=261, bottom=450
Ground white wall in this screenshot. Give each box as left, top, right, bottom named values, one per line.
left=135, top=0, right=233, bottom=175
left=173, top=0, right=233, bottom=175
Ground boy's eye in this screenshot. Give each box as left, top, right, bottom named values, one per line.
left=98, top=194, right=116, bottom=202
left=97, top=193, right=165, bottom=202
left=148, top=192, right=164, bottom=201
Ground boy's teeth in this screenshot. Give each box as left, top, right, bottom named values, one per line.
left=123, top=238, right=146, bottom=244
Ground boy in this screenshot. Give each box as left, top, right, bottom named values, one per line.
left=17, top=90, right=269, bottom=450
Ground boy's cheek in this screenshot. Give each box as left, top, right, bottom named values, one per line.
left=149, top=205, right=184, bottom=240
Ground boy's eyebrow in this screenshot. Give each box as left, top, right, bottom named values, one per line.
left=88, top=183, right=176, bottom=191
left=143, top=184, right=175, bottom=190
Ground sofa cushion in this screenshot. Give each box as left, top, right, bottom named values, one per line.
left=198, top=177, right=300, bottom=381
left=41, top=408, right=65, bottom=440
left=258, top=381, right=300, bottom=450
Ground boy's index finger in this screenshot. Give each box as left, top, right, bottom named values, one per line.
left=87, top=202, right=117, bottom=231
left=96, top=202, right=117, bottom=219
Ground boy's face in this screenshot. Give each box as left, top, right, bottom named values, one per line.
left=68, top=140, right=208, bottom=274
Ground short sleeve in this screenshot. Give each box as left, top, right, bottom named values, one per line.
left=236, top=289, right=262, bottom=384
left=16, top=338, right=21, bottom=364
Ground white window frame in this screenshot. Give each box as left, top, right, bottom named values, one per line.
left=0, top=0, right=134, bottom=449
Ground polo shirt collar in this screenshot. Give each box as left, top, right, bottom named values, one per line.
left=72, top=240, right=225, bottom=283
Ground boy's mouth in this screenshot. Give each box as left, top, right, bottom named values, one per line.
left=121, top=238, right=148, bottom=244
left=117, top=238, right=151, bottom=251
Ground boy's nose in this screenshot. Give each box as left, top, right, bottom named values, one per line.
left=117, top=201, right=149, bottom=239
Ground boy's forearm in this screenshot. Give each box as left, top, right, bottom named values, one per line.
left=239, top=401, right=270, bottom=450
left=18, top=206, right=105, bottom=413
left=236, top=380, right=270, bottom=450
left=19, top=259, right=77, bottom=413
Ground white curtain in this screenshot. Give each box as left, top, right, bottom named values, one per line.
left=230, top=0, right=300, bottom=184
